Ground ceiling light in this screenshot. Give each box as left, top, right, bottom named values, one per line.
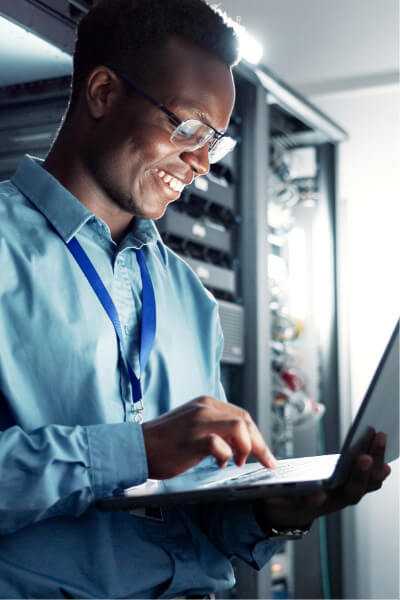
left=237, top=28, right=263, bottom=65
left=0, top=16, right=71, bottom=61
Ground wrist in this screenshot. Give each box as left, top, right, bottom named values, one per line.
left=253, top=499, right=312, bottom=540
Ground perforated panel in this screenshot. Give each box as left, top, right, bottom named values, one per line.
left=218, top=300, right=244, bottom=365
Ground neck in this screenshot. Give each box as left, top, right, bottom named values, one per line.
left=43, top=125, right=134, bottom=244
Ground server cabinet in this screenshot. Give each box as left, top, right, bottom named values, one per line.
left=223, top=66, right=346, bottom=600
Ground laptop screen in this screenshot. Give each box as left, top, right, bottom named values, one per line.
left=333, top=320, right=399, bottom=486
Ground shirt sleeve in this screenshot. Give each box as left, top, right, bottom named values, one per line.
left=193, top=500, right=283, bottom=570
left=0, top=421, right=148, bottom=535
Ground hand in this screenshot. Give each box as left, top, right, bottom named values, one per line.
left=141, top=396, right=277, bottom=479
left=255, top=431, right=391, bottom=531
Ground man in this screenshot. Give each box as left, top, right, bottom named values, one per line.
left=0, top=0, right=390, bottom=597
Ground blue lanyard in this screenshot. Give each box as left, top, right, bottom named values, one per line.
left=65, top=237, right=156, bottom=423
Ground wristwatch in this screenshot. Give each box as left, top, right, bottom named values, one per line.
left=253, top=500, right=311, bottom=540
left=265, top=524, right=311, bottom=541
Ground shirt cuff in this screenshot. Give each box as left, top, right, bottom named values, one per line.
left=215, top=500, right=284, bottom=569
left=86, top=422, right=148, bottom=499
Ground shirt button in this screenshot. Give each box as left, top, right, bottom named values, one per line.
left=115, top=257, right=125, bottom=271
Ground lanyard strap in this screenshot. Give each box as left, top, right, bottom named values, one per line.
left=65, top=237, right=156, bottom=422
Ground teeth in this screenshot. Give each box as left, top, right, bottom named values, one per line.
left=171, top=178, right=184, bottom=192
left=156, top=169, right=184, bottom=193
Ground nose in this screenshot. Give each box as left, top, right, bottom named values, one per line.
left=180, top=144, right=210, bottom=177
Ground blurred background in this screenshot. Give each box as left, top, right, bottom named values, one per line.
left=218, top=2, right=400, bottom=599
left=0, top=1, right=398, bottom=598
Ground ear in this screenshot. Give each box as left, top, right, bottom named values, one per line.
left=85, top=66, right=121, bottom=119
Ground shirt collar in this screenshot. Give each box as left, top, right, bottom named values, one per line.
left=11, top=155, right=168, bottom=265
left=123, top=214, right=168, bottom=266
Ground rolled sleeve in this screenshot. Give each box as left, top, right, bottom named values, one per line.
left=0, top=422, right=148, bottom=534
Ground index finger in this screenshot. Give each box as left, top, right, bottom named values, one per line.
left=241, top=412, right=277, bottom=468
left=203, top=397, right=277, bottom=468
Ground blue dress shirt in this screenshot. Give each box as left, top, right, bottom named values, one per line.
left=0, top=156, right=280, bottom=598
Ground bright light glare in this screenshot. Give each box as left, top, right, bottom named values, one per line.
left=238, top=28, right=263, bottom=64
left=0, top=16, right=72, bottom=86
left=0, top=16, right=71, bottom=60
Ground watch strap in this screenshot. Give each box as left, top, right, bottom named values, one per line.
left=267, top=524, right=311, bottom=541
left=253, top=499, right=312, bottom=540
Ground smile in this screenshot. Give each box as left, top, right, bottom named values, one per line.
left=155, top=168, right=185, bottom=193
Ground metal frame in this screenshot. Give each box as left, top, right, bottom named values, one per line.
left=231, top=74, right=272, bottom=600
left=236, top=62, right=347, bottom=145
left=317, top=143, right=343, bottom=600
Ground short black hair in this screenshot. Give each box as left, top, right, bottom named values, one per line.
left=68, top=0, right=240, bottom=114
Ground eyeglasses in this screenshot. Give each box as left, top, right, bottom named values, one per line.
left=114, top=70, right=237, bottom=164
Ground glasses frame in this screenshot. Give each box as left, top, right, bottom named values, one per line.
left=113, top=69, right=235, bottom=160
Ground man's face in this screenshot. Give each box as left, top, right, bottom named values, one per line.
left=81, top=36, right=236, bottom=221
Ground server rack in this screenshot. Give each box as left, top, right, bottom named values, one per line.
left=226, top=65, right=346, bottom=600
left=0, top=3, right=347, bottom=598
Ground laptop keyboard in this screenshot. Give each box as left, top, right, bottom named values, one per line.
left=218, top=455, right=339, bottom=486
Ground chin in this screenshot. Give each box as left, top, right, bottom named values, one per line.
left=137, top=199, right=175, bottom=221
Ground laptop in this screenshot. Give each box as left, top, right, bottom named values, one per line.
left=97, top=320, right=399, bottom=511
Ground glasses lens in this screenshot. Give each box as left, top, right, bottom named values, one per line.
left=208, top=136, right=237, bottom=164
left=170, top=120, right=237, bottom=164
left=171, top=120, right=213, bottom=149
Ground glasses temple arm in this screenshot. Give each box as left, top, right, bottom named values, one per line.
left=114, top=70, right=181, bottom=126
